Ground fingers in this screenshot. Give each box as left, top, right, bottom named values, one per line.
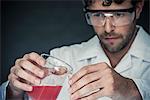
left=70, top=70, right=110, bottom=99
left=69, top=63, right=112, bottom=100
left=79, top=89, right=112, bottom=100
left=18, top=59, right=44, bottom=78
left=13, top=66, right=41, bottom=85
left=69, top=63, right=108, bottom=85
left=8, top=52, right=46, bottom=94
left=69, top=71, right=102, bottom=94
left=8, top=73, right=32, bottom=92
left=70, top=71, right=110, bottom=100
left=73, top=81, right=113, bottom=100
left=69, top=64, right=98, bottom=85
left=14, top=52, right=45, bottom=78
left=23, top=52, right=46, bottom=66
left=70, top=79, right=104, bottom=100
left=69, top=62, right=125, bottom=100
left=69, top=65, right=96, bottom=85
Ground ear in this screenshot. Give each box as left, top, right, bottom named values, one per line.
left=135, top=0, right=144, bottom=19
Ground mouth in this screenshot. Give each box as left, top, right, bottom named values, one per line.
left=103, top=36, right=121, bottom=44
left=105, top=36, right=120, bottom=40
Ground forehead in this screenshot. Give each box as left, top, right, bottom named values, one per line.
left=88, top=0, right=133, bottom=10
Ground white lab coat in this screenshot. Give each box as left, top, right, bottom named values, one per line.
left=1, top=26, right=150, bottom=100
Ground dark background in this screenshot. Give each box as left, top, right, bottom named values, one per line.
left=0, top=0, right=149, bottom=84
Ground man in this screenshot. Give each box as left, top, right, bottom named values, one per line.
left=0, top=0, right=150, bottom=100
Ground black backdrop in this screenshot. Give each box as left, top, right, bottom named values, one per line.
left=1, top=0, right=149, bottom=84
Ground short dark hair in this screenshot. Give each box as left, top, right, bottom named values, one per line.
left=83, top=0, right=143, bottom=8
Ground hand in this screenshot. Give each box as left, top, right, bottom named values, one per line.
left=8, top=52, right=46, bottom=97
left=69, top=63, right=142, bottom=100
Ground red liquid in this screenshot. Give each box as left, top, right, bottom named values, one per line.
left=27, top=86, right=62, bottom=100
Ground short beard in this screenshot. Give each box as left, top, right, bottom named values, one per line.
left=98, top=32, right=132, bottom=53
left=101, top=36, right=129, bottom=53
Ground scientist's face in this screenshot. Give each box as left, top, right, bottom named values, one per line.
left=85, top=0, right=143, bottom=52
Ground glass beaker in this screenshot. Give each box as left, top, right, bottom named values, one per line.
left=27, top=54, right=73, bottom=100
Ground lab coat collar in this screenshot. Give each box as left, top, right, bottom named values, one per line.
left=129, top=26, right=150, bottom=62
left=76, top=35, right=111, bottom=65
left=76, top=35, right=103, bottom=61
left=115, top=26, right=150, bottom=73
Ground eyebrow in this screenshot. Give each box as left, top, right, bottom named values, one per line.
left=84, top=7, right=135, bottom=13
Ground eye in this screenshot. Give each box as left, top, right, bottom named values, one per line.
left=114, top=12, right=125, bottom=17
left=92, top=12, right=104, bottom=17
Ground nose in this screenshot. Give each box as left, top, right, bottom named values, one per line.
left=104, top=18, right=115, bottom=33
